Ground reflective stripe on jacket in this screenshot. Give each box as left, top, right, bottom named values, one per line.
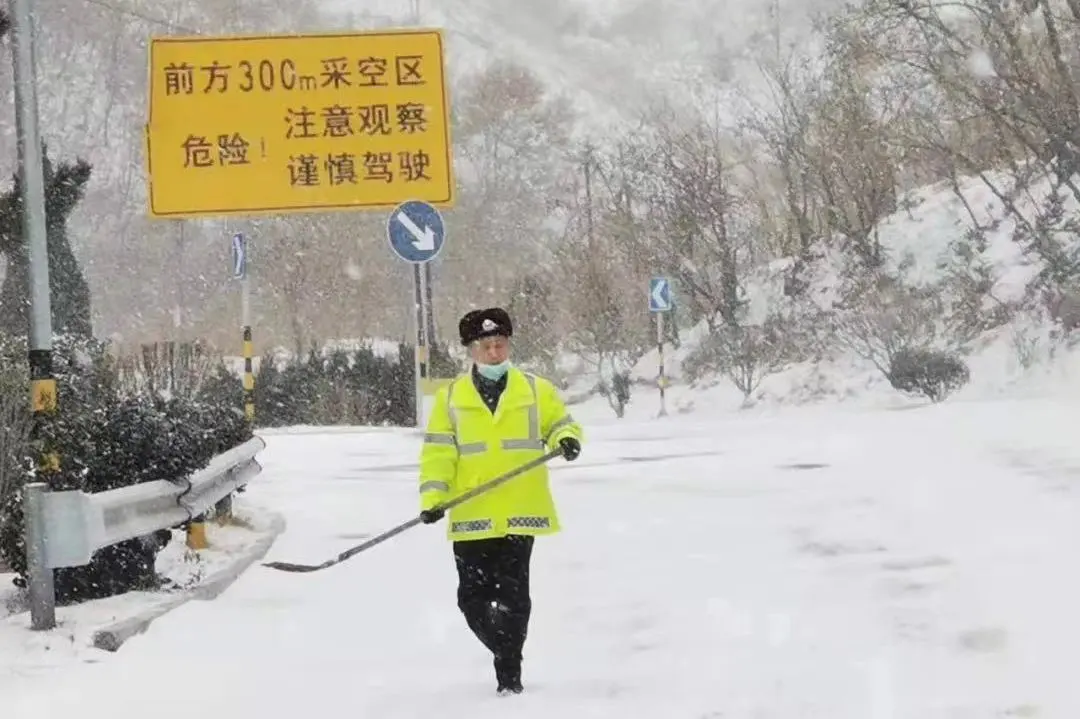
left=418, top=367, right=583, bottom=542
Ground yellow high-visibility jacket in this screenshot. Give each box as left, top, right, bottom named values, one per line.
left=418, top=367, right=583, bottom=542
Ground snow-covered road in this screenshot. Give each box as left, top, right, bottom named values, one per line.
left=7, top=398, right=1080, bottom=718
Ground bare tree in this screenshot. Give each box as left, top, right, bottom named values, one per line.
left=853, top=0, right=1080, bottom=201
left=684, top=313, right=792, bottom=404
left=560, top=255, right=650, bottom=418
left=742, top=53, right=822, bottom=260
left=506, top=272, right=558, bottom=375
left=442, top=60, right=577, bottom=314
left=553, top=141, right=652, bottom=416
left=832, top=271, right=945, bottom=378
left=643, top=108, right=748, bottom=332
left=844, top=0, right=1080, bottom=300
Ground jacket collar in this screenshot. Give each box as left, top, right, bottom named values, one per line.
left=452, top=365, right=534, bottom=414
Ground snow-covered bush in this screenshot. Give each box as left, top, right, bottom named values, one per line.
left=887, top=348, right=970, bottom=402
left=1006, top=306, right=1063, bottom=371
left=0, top=334, right=252, bottom=604
left=0, top=334, right=29, bottom=515
left=597, top=371, right=633, bottom=418
left=683, top=314, right=792, bottom=403
left=252, top=342, right=426, bottom=427
left=832, top=274, right=945, bottom=379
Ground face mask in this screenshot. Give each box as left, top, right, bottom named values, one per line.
left=477, top=360, right=510, bottom=380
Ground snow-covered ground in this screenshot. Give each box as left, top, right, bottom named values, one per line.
left=0, top=507, right=275, bottom=673
left=4, top=397, right=1079, bottom=717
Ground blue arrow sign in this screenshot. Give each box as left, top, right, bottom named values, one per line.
left=231, top=232, right=246, bottom=280
left=387, top=200, right=445, bottom=264
left=649, top=277, right=672, bottom=312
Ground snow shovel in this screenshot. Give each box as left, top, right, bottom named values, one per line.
left=262, top=447, right=565, bottom=573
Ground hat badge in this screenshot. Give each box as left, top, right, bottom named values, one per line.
left=482, top=318, right=497, bottom=331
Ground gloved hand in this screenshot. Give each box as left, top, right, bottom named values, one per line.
left=420, top=507, right=445, bottom=524
left=558, top=437, right=581, bottom=462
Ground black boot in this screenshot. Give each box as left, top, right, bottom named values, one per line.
left=494, top=654, right=523, bottom=695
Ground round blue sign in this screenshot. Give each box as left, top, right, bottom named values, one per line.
left=387, top=200, right=446, bottom=263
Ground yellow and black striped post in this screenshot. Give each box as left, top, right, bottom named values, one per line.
left=185, top=515, right=208, bottom=550
left=29, top=349, right=59, bottom=476
left=27, top=351, right=60, bottom=629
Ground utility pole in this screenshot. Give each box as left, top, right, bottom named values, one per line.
left=10, top=0, right=58, bottom=631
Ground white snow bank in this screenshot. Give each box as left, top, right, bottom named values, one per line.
left=0, top=501, right=275, bottom=684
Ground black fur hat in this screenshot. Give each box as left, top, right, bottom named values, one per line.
left=459, top=307, right=513, bottom=346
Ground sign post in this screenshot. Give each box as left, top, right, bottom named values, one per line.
left=231, top=232, right=253, bottom=423
left=649, top=277, right=673, bottom=417
left=387, top=199, right=446, bottom=428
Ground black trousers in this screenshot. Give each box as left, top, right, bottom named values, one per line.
left=452, top=534, right=535, bottom=667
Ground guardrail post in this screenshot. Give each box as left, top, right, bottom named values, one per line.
left=214, top=494, right=232, bottom=524
left=186, top=513, right=208, bottom=550
left=23, top=482, right=56, bottom=630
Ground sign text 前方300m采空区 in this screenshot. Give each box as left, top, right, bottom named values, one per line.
left=144, top=29, right=455, bottom=219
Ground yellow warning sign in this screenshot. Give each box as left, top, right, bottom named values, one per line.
left=145, top=29, right=454, bottom=218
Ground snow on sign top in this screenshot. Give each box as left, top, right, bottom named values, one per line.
left=145, top=29, right=455, bottom=219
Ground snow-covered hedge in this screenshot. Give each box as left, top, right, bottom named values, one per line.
left=0, top=334, right=251, bottom=605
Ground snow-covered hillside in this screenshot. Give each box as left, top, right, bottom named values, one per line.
left=209, top=161, right=1080, bottom=423
left=572, top=170, right=1080, bottom=420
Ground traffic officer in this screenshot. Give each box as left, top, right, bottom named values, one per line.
left=417, top=306, right=583, bottom=696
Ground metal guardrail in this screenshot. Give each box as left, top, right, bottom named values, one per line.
left=22, top=436, right=266, bottom=630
